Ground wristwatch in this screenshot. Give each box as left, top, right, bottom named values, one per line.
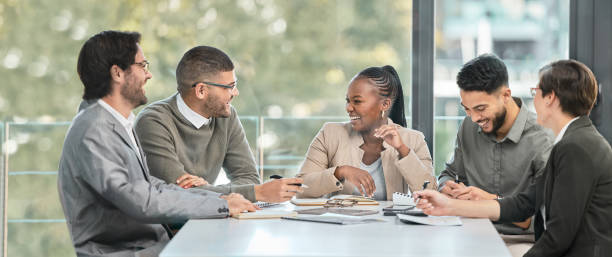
left=496, top=195, right=503, bottom=200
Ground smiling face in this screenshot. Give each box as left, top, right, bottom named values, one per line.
left=345, top=77, right=388, bottom=133
left=202, top=70, right=239, bottom=118
left=459, top=89, right=507, bottom=135
left=121, top=44, right=152, bottom=108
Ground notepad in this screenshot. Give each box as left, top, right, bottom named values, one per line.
left=297, top=207, right=379, bottom=216
left=290, top=198, right=328, bottom=206
left=254, top=201, right=280, bottom=208
left=282, top=213, right=386, bottom=225
left=392, top=192, right=415, bottom=206
left=233, top=210, right=298, bottom=219
left=397, top=214, right=462, bottom=226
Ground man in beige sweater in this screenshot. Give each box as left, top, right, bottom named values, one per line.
left=135, top=46, right=303, bottom=203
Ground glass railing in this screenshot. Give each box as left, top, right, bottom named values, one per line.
left=1, top=116, right=459, bottom=256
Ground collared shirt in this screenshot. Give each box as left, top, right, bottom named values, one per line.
left=438, top=97, right=554, bottom=234
left=97, top=99, right=139, bottom=153
left=541, top=116, right=579, bottom=230
left=176, top=94, right=210, bottom=129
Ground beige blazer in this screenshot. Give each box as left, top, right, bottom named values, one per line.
left=297, top=120, right=436, bottom=200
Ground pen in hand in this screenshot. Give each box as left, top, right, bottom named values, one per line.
left=269, top=175, right=309, bottom=189
left=415, top=180, right=430, bottom=205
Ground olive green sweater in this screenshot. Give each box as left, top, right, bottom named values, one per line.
left=134, top=93, right=259, bottom=201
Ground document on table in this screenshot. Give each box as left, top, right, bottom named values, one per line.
left=282, top=213, right=386, bottom=225
left=233, top=210, right=297, bottom=219
left=290, top=198, right=328, bottom=206
left=397, top=214, right=462, bottom=226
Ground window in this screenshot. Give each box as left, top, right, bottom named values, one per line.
left=0, top=1, right=412, bottom=255
left=433, top=0, right=569, bottom=174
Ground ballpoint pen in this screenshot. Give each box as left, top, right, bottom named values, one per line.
left=269, top=175, right=309, bottom=188
left=415, top=180, right=430, bottom=204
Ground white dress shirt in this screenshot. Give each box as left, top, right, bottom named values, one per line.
left=176, top=94, right=210, bottom=129
left=97, top=99, right=140, bottom=153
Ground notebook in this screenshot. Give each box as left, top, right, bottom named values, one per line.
left=297, top=207, right=379, bottom=216
left=282, top=213, right=386, bottom=225
left=254, top=201, right=280, bottom=208
left=233, top=210, right=297, bottom=219
left=392, top=192, right=415, bottom=206
left=290, top=198, right=328, bottom=206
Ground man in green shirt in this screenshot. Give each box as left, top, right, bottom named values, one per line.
left=437, top=54, right=553, bottom=256
left=135, top=46, right=303, bottom=203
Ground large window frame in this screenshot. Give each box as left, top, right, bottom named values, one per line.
left=2, top=0, right=612, bottom=255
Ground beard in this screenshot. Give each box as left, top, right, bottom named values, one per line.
left=204, top=93, right=231, bottom=118
left=483, top=107, right=507, bottom=136
left=121, top=73, right=147, bottom=107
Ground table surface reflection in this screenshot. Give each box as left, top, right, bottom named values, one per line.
left=160, top=201, right=512, bottom=257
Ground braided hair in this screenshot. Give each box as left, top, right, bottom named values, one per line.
left=357, top=65, right=407, bottom=127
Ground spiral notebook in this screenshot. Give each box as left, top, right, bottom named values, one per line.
left=392, top=192, right=415, bottom=206
left=254, top=201, right=280, bottom=208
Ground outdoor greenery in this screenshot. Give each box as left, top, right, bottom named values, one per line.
left=0, top=0, right=569, bottom=256
left=1, top=0, right=415, bottom=256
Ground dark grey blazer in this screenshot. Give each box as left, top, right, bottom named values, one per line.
left=58, top=101, right=230, bottom=257
left=498, top=116, right=612, bottom=257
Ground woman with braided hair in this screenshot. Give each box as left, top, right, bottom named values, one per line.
left=296, top=65, right=435, bottom=200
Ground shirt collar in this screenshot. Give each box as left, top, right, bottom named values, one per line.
left=554, top=117, right=580, bottom=144
left=503, top=98, right=528, bottom=143
left=176, top=94, right=210, bottom=129
left=97, top=99, right=136, bottom=130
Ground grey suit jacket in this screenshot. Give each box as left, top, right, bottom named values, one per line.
left=58, top=101, right=230, bottom=257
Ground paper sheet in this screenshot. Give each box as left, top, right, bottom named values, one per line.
left=397, top=214, right=462, bottom=226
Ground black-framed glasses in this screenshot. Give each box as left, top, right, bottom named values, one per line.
left=192, top=81, right=237, bottom=90
left=530, top=87, right=540, bottom=97
left=133, top=60, right=150, bottom=72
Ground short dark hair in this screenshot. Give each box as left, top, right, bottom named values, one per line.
left=176, top=46, right=234, bottom=94
left=77, top=30, right=141, bottom=100
left=538, top=60, right=598, bottom=116
left=456, top=54, right=508, bottom=94
left=357, top=65, right=407, bottom=127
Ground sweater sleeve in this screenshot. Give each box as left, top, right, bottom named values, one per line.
left=219, top=109, right=260, bottom=201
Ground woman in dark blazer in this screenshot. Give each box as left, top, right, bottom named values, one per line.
left=414, top=59, right=612, bottom=257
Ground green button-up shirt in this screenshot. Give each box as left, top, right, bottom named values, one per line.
left=438, top=98, right=553, bottom=234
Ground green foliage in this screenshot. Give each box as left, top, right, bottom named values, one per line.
left=0, top=1, right=413, bottom=256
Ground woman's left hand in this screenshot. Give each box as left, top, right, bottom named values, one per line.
left=374, top=124, right=405, bottom=150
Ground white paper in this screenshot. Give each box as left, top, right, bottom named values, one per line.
left=397, top=214, right=462, bottom=226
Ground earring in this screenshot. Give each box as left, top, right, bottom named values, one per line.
left=381, top=110, right=385, bottom=119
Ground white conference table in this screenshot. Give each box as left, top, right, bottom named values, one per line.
left=160, top=201, right=512, bottom=257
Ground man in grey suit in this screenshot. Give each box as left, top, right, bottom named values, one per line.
left=58, top=30, right=257, bottom=257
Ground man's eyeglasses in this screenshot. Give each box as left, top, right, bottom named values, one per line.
left=192, top=81, right=238, bottom=90
left=530, top=87, right=541, bottom=97
left=323, top=199, right=357, bottom=208
left=134, top=60, right=150, bottom=72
